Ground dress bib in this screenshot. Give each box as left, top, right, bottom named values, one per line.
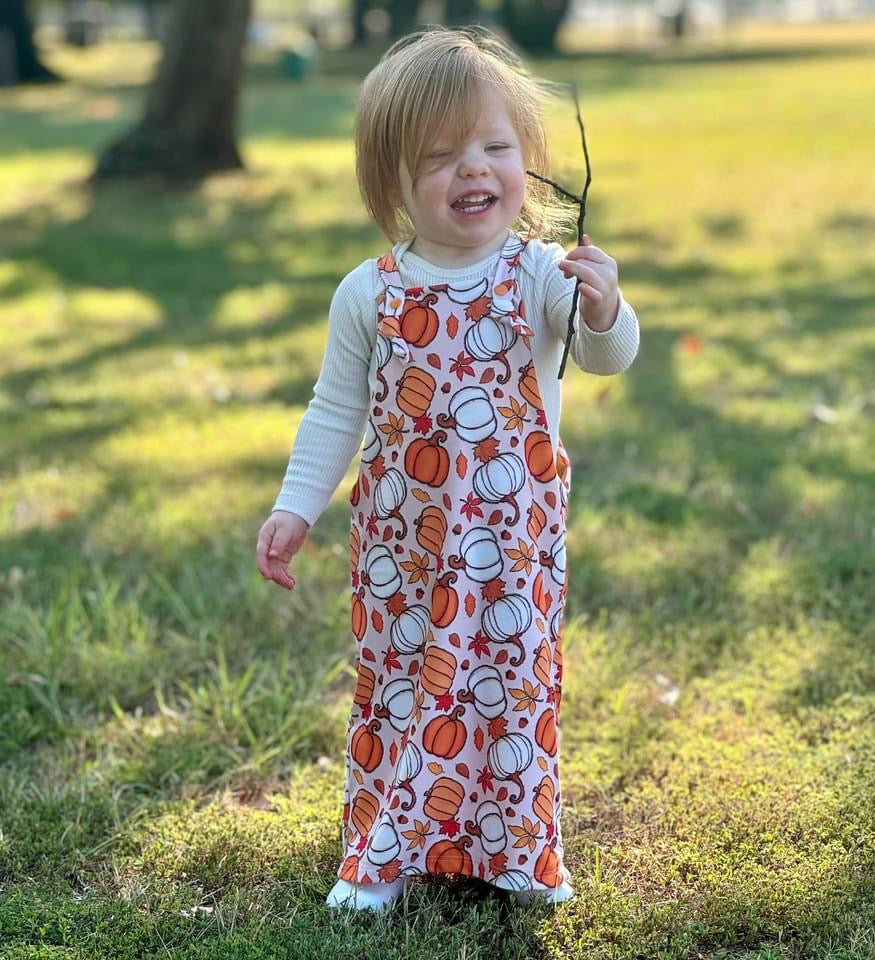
left=340, top=231, right=573, bottom=893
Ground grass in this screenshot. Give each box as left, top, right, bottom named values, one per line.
left=1, top=19, right=874, bottom=959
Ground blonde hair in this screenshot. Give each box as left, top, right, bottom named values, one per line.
left=354, top=25, right=578, bottom=245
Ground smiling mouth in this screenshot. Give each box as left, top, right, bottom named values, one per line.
left=450, top=194, right=498, bottom=213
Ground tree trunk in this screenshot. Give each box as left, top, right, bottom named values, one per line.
left=445, top=0, right=482, bottom=24
left=0, top=0, right=59, bottom=84
left=143, top=0, right=163, bottom=41
left=388, top=0, right=419, bottom=39
left=93, top=0, right=252, bottom=182
left=350, top=0, right=368, bottom=45
left=656, top=0, right=691, bottom=38
left=499, top=0, right=572, bottom=53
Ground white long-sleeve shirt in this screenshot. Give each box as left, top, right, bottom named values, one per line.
left=273, top=235, right=640, bottom=528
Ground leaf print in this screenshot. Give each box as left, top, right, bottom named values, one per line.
left=476, top=763, right=495, bottom=793
left=436, top=691, right=454, bottom=710
left=455, top=762, right=470, bottom=778
left=427, top=353, right=442, bottom=369
left=371, top=610, right=384, bottom=632
left=439, top=818, right=461, bottom=837
left=468, top=630, right=490, bottom=659
left=456, top=452, right=467, bottom=479
left=378, top=861, right=402, bottom=882
left=509, top=815, right=542, bottom=853
left=464, top=592, right=476, bottom=616
left=449, top=351, right=475, bottom=381
left=400, top=549, right=432, bottom=585
left=427, top=762, right=444, bottom=774
left=413, top=415, right=432, bottom=434
left=466, top=295, right=491, bottom=322
left=489, top=852, right=509, bottom=875
left=378, top=411, right=407, bottom=447
left=497, top=395, right=529, bottom=433
left=447, top=313, right=459, bottom=338
left=504, top=537, right=535, bottom=575
left=386, top=592, right=407, bottom=616
left=488, top=716, right=508, bottom=739
left=481, top=578, right=505, bottom=603
left=479, top=367, right=495, bottom=384
left=401, top=819, right=433, bottom=850
left=473, top=437, right=499, bottom=462
left=474, top=726, right=484, bottom=750
left=508, top=677, right=542, bottom=715
left=460, top=492, right=483, bottom=522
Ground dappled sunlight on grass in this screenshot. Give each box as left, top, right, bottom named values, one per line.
left=1, top=20, right=874, bottom=959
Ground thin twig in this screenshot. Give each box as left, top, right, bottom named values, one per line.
left=525, top=81, right=592, bottom=379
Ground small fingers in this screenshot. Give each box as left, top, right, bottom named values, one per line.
left=577, top=281, right=603, bottom=303
left=559, top=259, right=601, bottom=287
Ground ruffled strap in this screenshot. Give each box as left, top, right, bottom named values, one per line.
left=375, top=251, right=412, bottom=363
left=491, top=232, right=534, bottom=338
left=374, top=232, right=532, bottom=364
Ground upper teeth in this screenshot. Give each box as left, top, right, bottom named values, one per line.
left=457, top=194, right=491, bottom=203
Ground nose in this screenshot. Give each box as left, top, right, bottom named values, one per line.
left=457, top=148, right=489, bottom=178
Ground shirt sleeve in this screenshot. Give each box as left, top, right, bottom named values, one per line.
left=272, top=266, right=375, bottom=528
left=541, top=242, right=640, bottom=376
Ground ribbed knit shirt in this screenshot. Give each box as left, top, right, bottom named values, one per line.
left=273, top=233, right=640, bottom=528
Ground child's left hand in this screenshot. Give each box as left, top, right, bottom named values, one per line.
left=558, top=234, right=621, bottom=332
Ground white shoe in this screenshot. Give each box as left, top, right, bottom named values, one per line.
left=325, top=877, right=408, bottom=912
left=512, top=880, right=576, bottom=905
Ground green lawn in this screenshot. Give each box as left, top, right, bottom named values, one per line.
left=1, top=20, right=874, bottom=960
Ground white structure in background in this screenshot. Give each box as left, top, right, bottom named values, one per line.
left=567, top=0, right=875, bottom=31
left=36, top=0, right=875, bottom=45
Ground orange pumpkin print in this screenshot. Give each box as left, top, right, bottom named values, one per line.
left=405, top=431, right=450, bottom=486
left=340, top=231, right=573, bottom=894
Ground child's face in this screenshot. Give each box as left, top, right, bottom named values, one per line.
left=398, top=84, right=526, bottom=263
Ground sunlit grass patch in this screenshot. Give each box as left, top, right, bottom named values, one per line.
left=1, top=19, right=874, bottom=960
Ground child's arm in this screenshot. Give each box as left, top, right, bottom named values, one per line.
left=271, top=267, right=374, bottom=528
left=541, top=240, right=640, bottom=376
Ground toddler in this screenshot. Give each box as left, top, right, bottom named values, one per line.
left=256, top=24, right=640, bottom=913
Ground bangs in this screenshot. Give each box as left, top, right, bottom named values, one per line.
left=399, top=72, right=512, bottom=186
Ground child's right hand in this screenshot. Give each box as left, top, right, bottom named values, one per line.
left=256, top=510, right=310, bottom=591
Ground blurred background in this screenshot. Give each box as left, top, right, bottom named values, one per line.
left=1, top=2, right=873, bottom=956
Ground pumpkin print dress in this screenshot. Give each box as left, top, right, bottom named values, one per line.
left=340, top=230, right=573, bottom=894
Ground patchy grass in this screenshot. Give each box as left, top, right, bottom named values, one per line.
left=1, top=20, right=874, bottom=960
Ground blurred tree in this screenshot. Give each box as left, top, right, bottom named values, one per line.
left=445, top=0, right=480, bottom=23
left=63, top=0, right=104, bottom=47
left=388, top=0, right=419, bottom=38
left=0, top=0, right=59, bottom=84
left=499, top=0, right=572, bottom=51
left=142, top=0, right=165, bottom=40
left=92, top=0, right=251, bottom=181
